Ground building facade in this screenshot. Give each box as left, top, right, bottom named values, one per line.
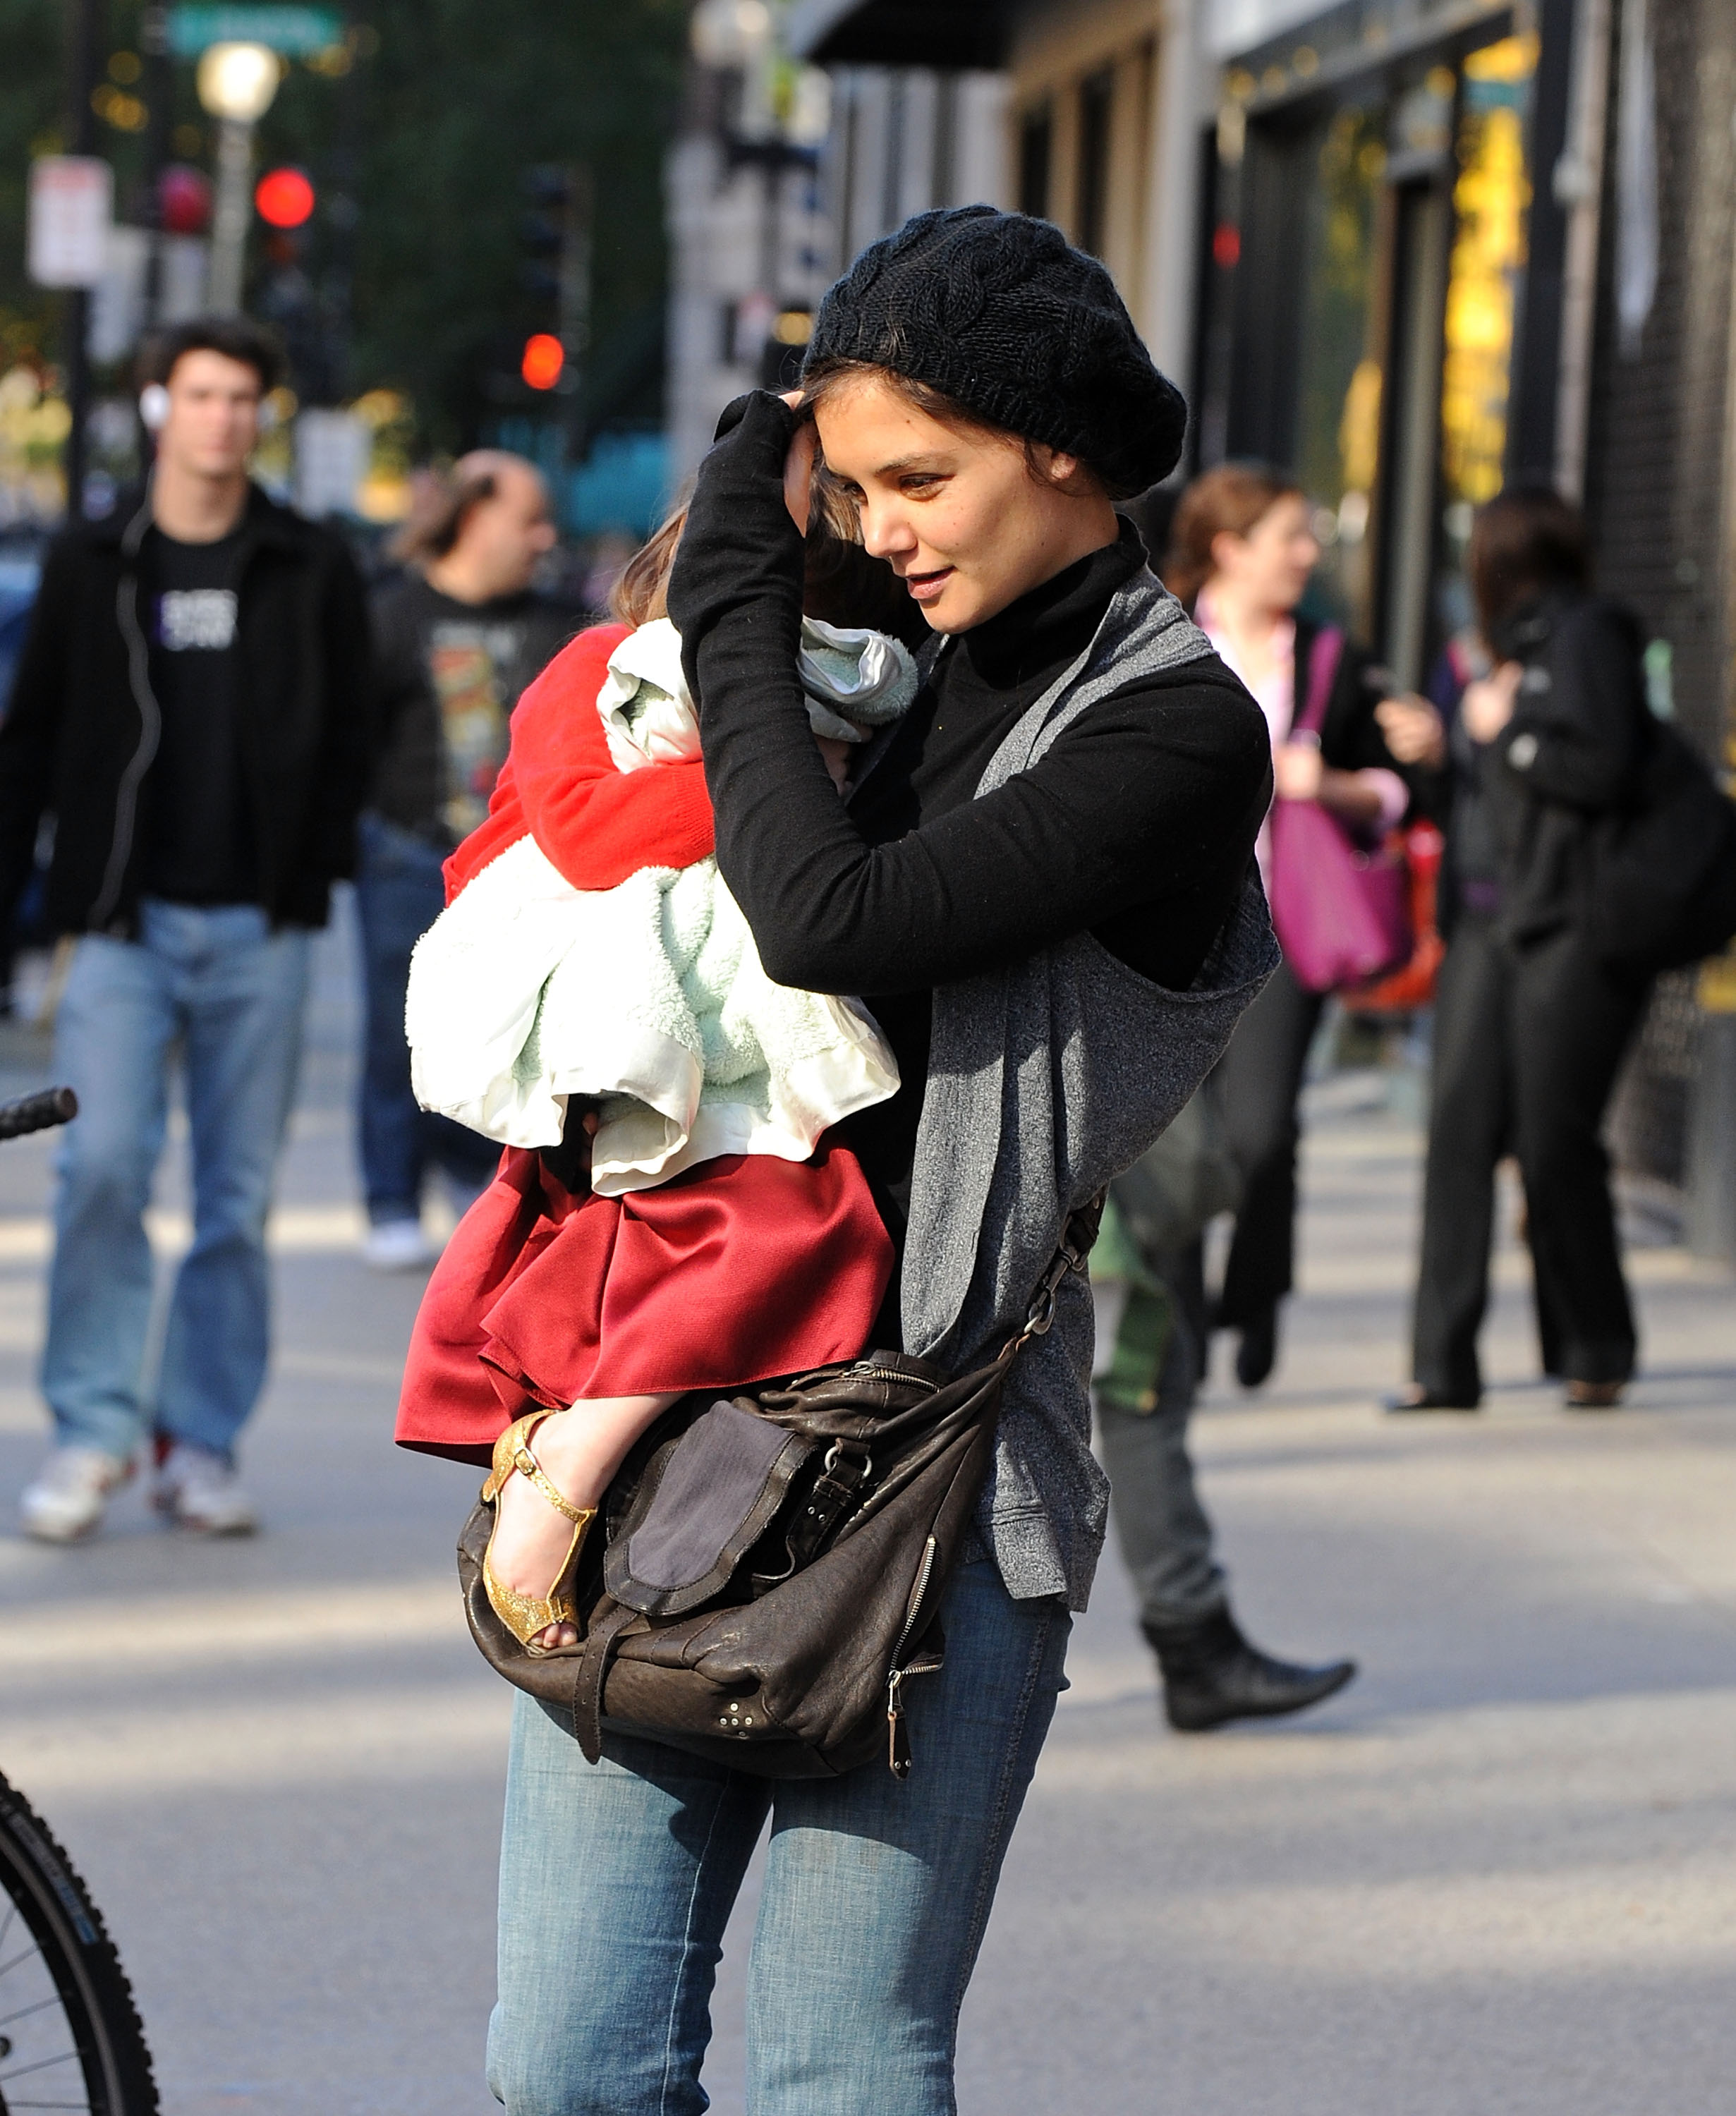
left=1579, top=0, right=1736, bottom=1251
left=825, top=66, right=1012, bottom=266
left=778, top=0, right=1736, bottom=1253
left=665, top=6, right=1009, bottom=487
left=665, top=49, right=835, bottom=488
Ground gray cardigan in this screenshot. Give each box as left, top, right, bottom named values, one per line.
left=902, top=568, right=1279, bottom=1610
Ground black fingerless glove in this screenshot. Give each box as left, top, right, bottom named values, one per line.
left=666, top=391, right=806, bottom=708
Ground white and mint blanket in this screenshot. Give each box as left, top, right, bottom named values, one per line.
left=406, top=617, right=912, bottom=1196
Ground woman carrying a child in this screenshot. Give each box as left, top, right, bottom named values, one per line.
left=399, top=209, right=1276, bottom=2114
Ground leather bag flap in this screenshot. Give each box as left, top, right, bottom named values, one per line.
left=605, top=1399, right=813, bottom=1617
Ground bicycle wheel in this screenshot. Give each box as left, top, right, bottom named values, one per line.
left=0, top=1773, right=157, bottom=2116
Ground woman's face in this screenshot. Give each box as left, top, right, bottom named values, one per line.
left=1209, top=493, right=1319, bottom=615
left=811, top=373, right=1117, bottom=633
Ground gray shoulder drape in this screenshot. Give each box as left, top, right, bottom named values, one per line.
left=902, top=567, right=1279, bottom=1609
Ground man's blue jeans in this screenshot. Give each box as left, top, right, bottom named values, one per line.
left=353, top=810, right=499, bottom=1224
left=42, top=900, right=310, bottom=1462
left=487, top=1556, right=1071, bottom=2116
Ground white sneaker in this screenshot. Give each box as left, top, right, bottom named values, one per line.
left=362, top=1217, right=436, bottom=1271
left=154, top=1442, right=258, bottom=1536
left=20, top=1446, right=133, bottom=1543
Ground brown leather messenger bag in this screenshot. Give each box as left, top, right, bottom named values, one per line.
left=457, top=1195, right=1103, bottom=1780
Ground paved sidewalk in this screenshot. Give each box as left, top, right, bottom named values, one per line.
left=1, top=916, right=1732, bottom=2115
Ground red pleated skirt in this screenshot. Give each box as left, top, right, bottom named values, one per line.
left=395, top=1136, right=893, bottom=1465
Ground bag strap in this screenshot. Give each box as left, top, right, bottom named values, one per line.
left=995, top=1191, right=1106, bottom=1370
left=1292, top=624, right=1345, bottom=741
left=572, top=1599, right=636, bottom=1763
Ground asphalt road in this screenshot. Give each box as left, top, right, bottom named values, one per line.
left=1, top=910, right=1732, bottom=2116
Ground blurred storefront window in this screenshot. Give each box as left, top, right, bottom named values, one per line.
left=1436, top=33, right=1537, bottom=636
left=1292, top=104, right=1385, bottom=629
left=1202, top=13, right=1542, bottom=682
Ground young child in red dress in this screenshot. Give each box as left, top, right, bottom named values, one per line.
left=396, top=513, right=916, bottom=1652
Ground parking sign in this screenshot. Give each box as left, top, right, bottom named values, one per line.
left=28, top=158, right=114, bottom=289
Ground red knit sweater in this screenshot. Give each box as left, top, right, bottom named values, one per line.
left=442, top=621, right=715, bottom=903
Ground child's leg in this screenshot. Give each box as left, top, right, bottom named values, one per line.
left=491, top=1393, right=679, bottom=1648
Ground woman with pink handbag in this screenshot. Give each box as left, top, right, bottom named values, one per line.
left=1163, top=466, right=1443, bottom=1387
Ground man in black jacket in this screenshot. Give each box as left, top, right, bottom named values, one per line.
left=1, top=316, right=371, bottom=1542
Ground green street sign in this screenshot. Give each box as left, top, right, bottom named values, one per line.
left=167, top=6, right=345, bottom=56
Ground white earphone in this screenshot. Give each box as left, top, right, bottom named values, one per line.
left=138, top=382, right=279, bottom=432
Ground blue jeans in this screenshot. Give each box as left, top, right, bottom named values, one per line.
left=488, top=1557, right=1072, bottom=2115
left=42, top=900, right=310, bottom=1461
left=353, top=810, right=499, bottom=1224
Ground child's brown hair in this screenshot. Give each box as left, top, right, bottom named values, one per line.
left=609, top=505, right=688, bottom=628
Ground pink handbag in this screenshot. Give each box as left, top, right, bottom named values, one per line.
left=1267, top=626, right=1412, bottom=995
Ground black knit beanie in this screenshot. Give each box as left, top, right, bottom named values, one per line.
left=804, top=206, right=1187, bottom=497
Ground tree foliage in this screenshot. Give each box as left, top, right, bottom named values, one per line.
left=334, top=0, right=686, bottom=449
left=0, top=0, right=686, bottom=446
left=0, top=0, right=74, bottom=372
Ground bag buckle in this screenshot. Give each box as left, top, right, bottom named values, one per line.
left=1020, top=1236, right=1089, bottom=1340
left=823, top=1439, right=872, bottom=1480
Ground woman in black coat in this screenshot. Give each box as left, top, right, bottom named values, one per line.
left=1164, top=466, right=1440, bottom=1387
left=1394, top=489, right=1654, bottom=1411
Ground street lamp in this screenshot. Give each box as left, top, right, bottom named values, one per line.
left=689, top=0, right=771, bottom=68
left=197, top=42, right=280, bottom=312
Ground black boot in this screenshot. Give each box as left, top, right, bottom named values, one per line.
left=1143, top=1606, right=1356, bottom=1732
left=1234, top=1306, right=1278, bottom=1389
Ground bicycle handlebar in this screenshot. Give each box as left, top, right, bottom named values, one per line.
left=0, top=1086, right=78, bottom=1139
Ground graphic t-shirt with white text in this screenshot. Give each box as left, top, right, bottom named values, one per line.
left=142, top=525, right=257, bottom=906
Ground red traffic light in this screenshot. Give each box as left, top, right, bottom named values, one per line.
left=521, top=333, right=565, bottom=391
left=255, top=167, right=315, bottom=229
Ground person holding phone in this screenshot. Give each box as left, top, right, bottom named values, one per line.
left=1392, top=489, right=1654, bottom=1412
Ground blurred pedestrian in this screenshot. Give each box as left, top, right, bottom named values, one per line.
left=1392, top=490, right=1655, bottom=1411
left=358, top=452, right=577, bottom=1268
left=1095, top=1080, right=1357, bottom=1728
left=0, top=317, right=372, bottom=1541
left=1163, top=466, right=1439, bottom=1387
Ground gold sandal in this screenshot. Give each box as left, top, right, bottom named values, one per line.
left=480, top=1410, right=597, bottom=1654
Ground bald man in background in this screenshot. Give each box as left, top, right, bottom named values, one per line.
left=358, top=452, right=579, bottom=1267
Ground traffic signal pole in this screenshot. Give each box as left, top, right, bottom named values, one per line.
left=559, top=164, right=593, bottom=457
left=140, top=4, right=174, bottom=331
left=518, top=164, right=592, bottom=485
left=62, top=0, right=102, bottom=519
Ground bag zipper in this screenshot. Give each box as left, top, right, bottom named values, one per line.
left=850, top=1363, right=937, bottom=1394
left=886, top=1533, right=940, bottom=1779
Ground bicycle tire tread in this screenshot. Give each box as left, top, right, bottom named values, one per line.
left=0, top=1772, right=159, bottom=2116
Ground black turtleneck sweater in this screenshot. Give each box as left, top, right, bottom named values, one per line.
left=667, top=391, right=1271, bottom=1210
